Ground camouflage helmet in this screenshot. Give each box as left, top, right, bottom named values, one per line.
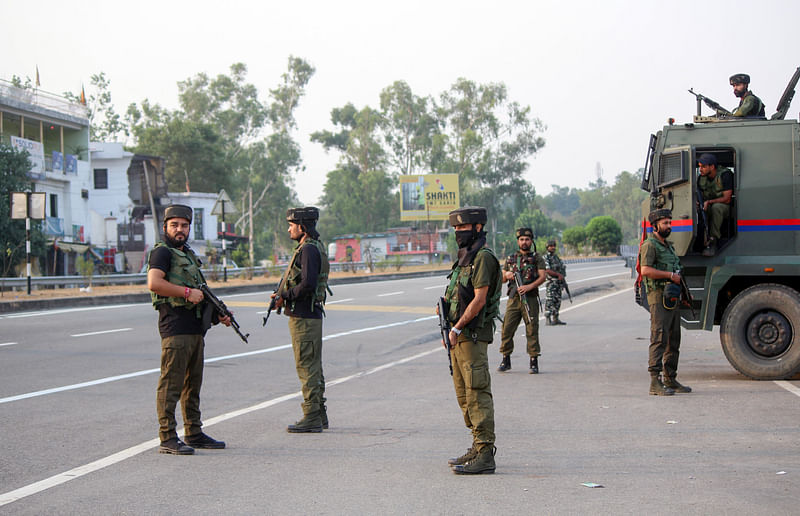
left=164, top=204, right=192, bottom=223
left=547, top=239, right=557, bottom=247
left=516, top=227, right=533, bottom=239
left=648, top=208, right=672, bottom=225
left=286, top=206, right=320, bottom=223
left=729, top=73, right=750, bottom=85
left=448, top=206, right=487, bottom=227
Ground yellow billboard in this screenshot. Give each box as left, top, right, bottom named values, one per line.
left=400, top=174, right=460, bottom=221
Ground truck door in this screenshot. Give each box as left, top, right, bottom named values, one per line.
left=655, top=146, right=693, bottom=255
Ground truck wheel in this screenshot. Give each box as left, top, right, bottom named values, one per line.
left=720, top=283, right=800, bottom=380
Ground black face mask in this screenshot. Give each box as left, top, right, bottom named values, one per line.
left=657, top=228, right=671, bottom=238
left=455, top=230, right=476, bottom=248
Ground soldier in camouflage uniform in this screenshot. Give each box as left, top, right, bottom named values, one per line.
left=147, top=204, right=231, bottom=455
left=442, top=206, right=502, bottom=475
left=497, top=228, right=547, bottom=374
left=697, top=153, right=733, bottom=256
left=273, top=207, right=331, bottom=432
left=544, top=239, right=567, bottom=326
left=728, top=73, right=765, bottom=118
left=639, top=208, right=692, bottom=396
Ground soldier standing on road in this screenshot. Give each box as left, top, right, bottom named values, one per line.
left=272, top=207, right=331, bottom=433
left=147, top=204, right=231, bottom=455
left=640, top=209, right=692, bottom=396
left=497, top=228, right=547, bottom=374
left=442, top=207, right=502, bottom=474
left=728, top=73, right=765, bottom=118
left=544, top=239, right=567, bottom=326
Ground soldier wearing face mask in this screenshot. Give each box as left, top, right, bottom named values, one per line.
left=639, top=209, right=692, bottom=396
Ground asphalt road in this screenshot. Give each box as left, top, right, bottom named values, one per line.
left=1, top=261, right=798, bottom=515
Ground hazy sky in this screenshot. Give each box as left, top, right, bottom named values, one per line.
left=4, top=0, right=799, bottom=205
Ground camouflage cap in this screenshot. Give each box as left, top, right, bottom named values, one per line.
left=516, top=227, right=533, bottom=239
left=286, top=206, right=320, bottom=223
left=164, top=204, right=193, bottom=223
left=448, top=206, right=487, bottom=226
left=648, top=208, right=672, bottom=225
left=547, top=239, right=557, bottom=247
left=729, top=73, right=750, bottom=85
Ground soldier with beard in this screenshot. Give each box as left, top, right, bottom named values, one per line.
left=639, top=209, right=692, bottom=396
left=497, top=228, right=547, bottom=374
left=728, top=73, right=765, bottom=118
left=442, top=206, right=502, bottom=474
left=147, top=204, right=231, bottom=455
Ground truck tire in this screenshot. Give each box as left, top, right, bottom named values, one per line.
left=720, top=283, right=800, bottom=380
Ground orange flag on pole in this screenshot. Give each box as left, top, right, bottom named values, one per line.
left=80, top=84, right=86, bottom=105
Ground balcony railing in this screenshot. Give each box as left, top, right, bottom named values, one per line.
left=0, top=79, right=89, bottom=119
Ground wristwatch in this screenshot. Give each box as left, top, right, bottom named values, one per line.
left=452, top=327, right=462, bottom=335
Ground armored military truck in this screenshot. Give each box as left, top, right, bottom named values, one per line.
left=637, top=68, right=800, bottom=380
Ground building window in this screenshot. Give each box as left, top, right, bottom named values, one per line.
left=94, top=168, right=108, bottom=189
left=194, top=208, right=204, bottom=239
left=49, top=193, right=58, bottom=217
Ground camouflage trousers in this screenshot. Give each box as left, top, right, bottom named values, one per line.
left=647, top=290, right=682, bottom=378
left=289, top=317, right=326, bottom=415
left=452, top=336, right=495, bottom=446
left=545, top=280, right=562, bottom=318
left=156, top=334, right=205, bottom=442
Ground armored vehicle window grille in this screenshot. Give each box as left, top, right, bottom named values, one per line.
left=658, top=153, right=683, bottom=187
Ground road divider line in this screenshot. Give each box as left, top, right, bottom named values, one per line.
left=0, top=283, right=630, bottom=406
left=377, top=291, right=404, bottom=297
left=71, top=328, right=132, bottom=338
left=326, top=298, right=354, bottom=304
left=424, top=285, right=447, bottom=290
left=0, top=342, right=18, bottom=347
left=774, top=380, right=800, bottom=398
left=0, top=347, right=440, bottom=507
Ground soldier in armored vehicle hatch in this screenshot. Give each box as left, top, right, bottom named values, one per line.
left=728, top=73, right=765, bottom=118
left=697, top=153, right=733, bottom=256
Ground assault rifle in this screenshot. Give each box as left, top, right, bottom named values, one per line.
left=677, top=270, right=696, bottom=318
left=437, top=297, right=454, bottom=376
left=561, top=278, right=573, bottom=303
left=688, top=88, right=732, bottom=117
left=198, top=284, right=249, bottom=343
left=513, top=271, right=534, bottom=323
left=262, top=277, right=284, bottom=327
left=696, top=185, right=710, bottom=247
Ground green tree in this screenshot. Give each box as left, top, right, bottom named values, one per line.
left=540, top=184, right=581, bottom=220
left=379, top=81, right=439, bottom=176
left=585, top=216, right=623, bottom=255
left=0, top=144, right=46, bottom=278
left=608, top=169, right=648, bottom=245
left=562, top=226, right=587, bottom=255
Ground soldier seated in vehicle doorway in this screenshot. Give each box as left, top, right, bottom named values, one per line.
left=697, top=153, right=733, bottom=256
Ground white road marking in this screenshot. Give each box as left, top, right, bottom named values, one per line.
left=70, top=328, right=132, bottom=338
left=377, top=291, right=404, bottom=297
left=326, top=298, right=354, bottom=304
left=0, top=342, right=18, bottom=347
left=0, top=303, right=144, bottom=319
left=0, top=347, right=440, bottom=508
left=424, top=285, right=447, bottom=290
left=775, top=380, right=800, bottom=398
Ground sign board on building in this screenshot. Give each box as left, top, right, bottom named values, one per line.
left=10, top=136, right=45, bottom=174
left=399, top=174, right=459, bottom=221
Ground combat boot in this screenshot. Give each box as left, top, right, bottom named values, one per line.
left=529, top=356, right=539, bottom=374
left=545, top=314, right=553, bottom=326
left=452, top=444, right=496, bottom=475
left=649, top=375, right=675, bottom=396
left=320, top=404, right=329, bottom=429
left=287, top=411, right=323, bottom=433
left=702, top=238, right=717, bottom=257
left=663, top=377, right=692, bottom=393
left=497, top=354, right=511, bottom=372
left=553, top=316, right=567, bottom=325
left=448, top=445, right=477, bottom=466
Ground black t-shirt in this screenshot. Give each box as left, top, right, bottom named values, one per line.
left=149, top=245, right=205, bottom=338
left=719, top=169, right=734, bottom=192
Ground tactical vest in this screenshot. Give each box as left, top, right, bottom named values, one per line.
left=149, top=242, right=205, bottom=316
left=285, top=238, right=330, bottom=312
left=505, top=250, right=540, bottom=295
left=642, top=236, right=681, bottom=293
left=698, top=169, right=729, bottom=201
left=445, top=248, right=502, bottom=331
left=739, top=91, right=765, bottom=117
left=544, top=251, right=565, bottom=280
